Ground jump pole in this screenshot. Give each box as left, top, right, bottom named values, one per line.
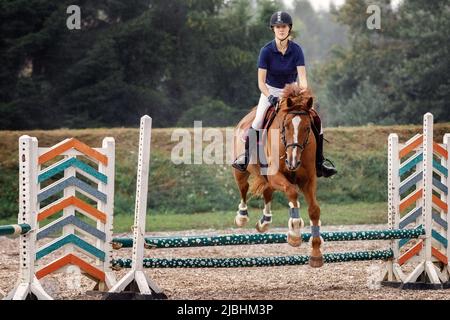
left=107, top=115, right=166, bottom=299
left=0, top=224, right=31, bottom=237
left=111, top=226, right=425, bottom=249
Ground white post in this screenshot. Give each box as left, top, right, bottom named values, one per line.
left=98, top=137, right=117, bottom=289
left=422, top=113, right=433, bottom=263
left=108, top=115, right=165, bottom=298
left=384, top=133, right=400, bottom=281
left=20, top=136, right=37, bottom=286
left=444, top=133, right=450, bottom=278
left=132, top=116, right=152, bottom=273
left=5, top=136, right=52, bottom=300
left=421, top=113, right=441, bottom=284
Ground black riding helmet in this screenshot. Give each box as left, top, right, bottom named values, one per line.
left=270, top=11, right=293, bottom=30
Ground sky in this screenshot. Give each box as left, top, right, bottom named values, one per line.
left=284, top=0, right=346, bottom=11
left=285, top=0, right=403, bottom=11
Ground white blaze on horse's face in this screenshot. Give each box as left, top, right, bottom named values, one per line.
left=289, top=116, right=301, bottom=169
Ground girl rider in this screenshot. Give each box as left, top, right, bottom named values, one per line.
left=232, top=11, right=337, bottom=178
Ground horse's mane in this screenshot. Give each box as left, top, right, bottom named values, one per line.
left=281, top=83, right=313, bottom=99
left=281, top=83, right=304, bottom=98
left=280, top=84, right=314, bottom=111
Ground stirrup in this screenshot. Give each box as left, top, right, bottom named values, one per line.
left=232, top=154, right=248, bottom=172
left=318, top=158, right=337, bottom=178
left=322, top=158, right=336, bottom=169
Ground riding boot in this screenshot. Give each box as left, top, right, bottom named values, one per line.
left=232, top=127, right=258, bottom=172
left=316, top=133, right=337, bottom=178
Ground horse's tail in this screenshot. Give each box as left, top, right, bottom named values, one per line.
left=249, top=174, right=269, bottom=197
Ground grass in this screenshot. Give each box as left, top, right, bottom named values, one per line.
left=111, top=201, right=387, bottom=233
left=0, top=202, right=387, bottom=234
left=2, top=122, right=449, bottom=227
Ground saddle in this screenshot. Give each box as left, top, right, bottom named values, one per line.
left=240, top=105, right=278, bottom=143
left=238, top=105, right=278, bottom=169
left=238, top=102, right=322, bottom=171
left=240, top=104, right=320, bottom=143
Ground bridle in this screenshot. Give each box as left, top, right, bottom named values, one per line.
left=280, top=110, right=311, bottom=159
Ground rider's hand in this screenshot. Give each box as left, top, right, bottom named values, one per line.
left=268, top=95, right=279, bottom=106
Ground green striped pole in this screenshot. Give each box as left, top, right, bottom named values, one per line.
left=112, top=227, right=425, bottom=249
left=112, top=249, right=394, bottom=269
left=0, top=224, right=31, bottom=237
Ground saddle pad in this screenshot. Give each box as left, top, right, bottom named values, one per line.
left=240, top=106, right=276, bottom=142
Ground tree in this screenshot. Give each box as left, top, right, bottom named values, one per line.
left=316, top=0, right=449, bottom=126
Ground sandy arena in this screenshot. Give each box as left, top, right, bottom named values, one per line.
left=1, top=224, right=449, bottom=300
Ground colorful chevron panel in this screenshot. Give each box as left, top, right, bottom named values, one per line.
left=17, top=135, right=116, bottom=289
left=387, top=113, right=450, bottom=285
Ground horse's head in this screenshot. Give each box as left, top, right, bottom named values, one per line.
left=278, top=84, right=314, bottom=171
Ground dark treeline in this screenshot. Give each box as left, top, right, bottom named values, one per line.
left=0, top=0, right=448, bottom=130
left=316, top=0, right=450, bottom=126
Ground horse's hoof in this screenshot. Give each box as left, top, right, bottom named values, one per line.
left=287, top=218, right=303, bottom=247
left=287, top=231, right=302, bottom=247
left=309, top=255, right=324, bottom=268
left=235, top=213, right=249, bottom=227
left=255, top=221, right=271, bottom=233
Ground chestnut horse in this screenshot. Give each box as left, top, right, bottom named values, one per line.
left=232, top=84, right=323, bottom=267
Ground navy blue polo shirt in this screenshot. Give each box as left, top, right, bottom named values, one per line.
left=257, top=40, right=305, bottom=89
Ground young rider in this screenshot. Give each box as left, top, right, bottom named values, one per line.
left=232, top=11, right=337, bottom=178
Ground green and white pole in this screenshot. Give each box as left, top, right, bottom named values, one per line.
left=112, top=227, right=425, bottom=249
left=0, top=224, right=31, bottom=237
left=112, top=249, right=395, bottom=269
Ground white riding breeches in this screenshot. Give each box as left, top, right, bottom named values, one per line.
left=252, top=84, right=284, bottom=129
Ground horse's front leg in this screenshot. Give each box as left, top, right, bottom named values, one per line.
left=233, top=169, right=250, bottom=227
left=255, top=187, right=274, bottom=233
left=300, top=178, right=323, bottom=267
left=267, top=172, right=304, bottom=247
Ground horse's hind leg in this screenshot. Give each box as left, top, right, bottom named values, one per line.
left=255, top=187, right=274, bottom=233
left=301, top=179, right=323, bottom=268
left=233, top=169, right=250, bottom=227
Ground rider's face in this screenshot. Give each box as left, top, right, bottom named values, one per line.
left=273, top=24, right=290, bottom=40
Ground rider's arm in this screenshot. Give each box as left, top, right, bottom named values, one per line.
left=297, top=66, right=308, bottom=90
left=258, top=68, right=270, bottom=97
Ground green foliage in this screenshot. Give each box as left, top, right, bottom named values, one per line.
left=2, top=122, right=450, bottom=221
left=292, top=0, right=349, bottom=65
left=0, top=201, right=386, bottom=230
left=0, top=167, right=18, bottom=219
left=177, top=98, right=239, bottom=127
left=110, top=202, right=387, bottom=232
left=147, top=154, right=239, bottom=214
left=316, top=150, right=387, bottom=203
left=0, top=0, right=348, bottom=130
left=317, top=0, right=450, bottom=126
left=324, top=79, right=393, bottom=126
left=0, top=131, right=390, bottom=219
left=2, top=1, right=447, bottom=129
